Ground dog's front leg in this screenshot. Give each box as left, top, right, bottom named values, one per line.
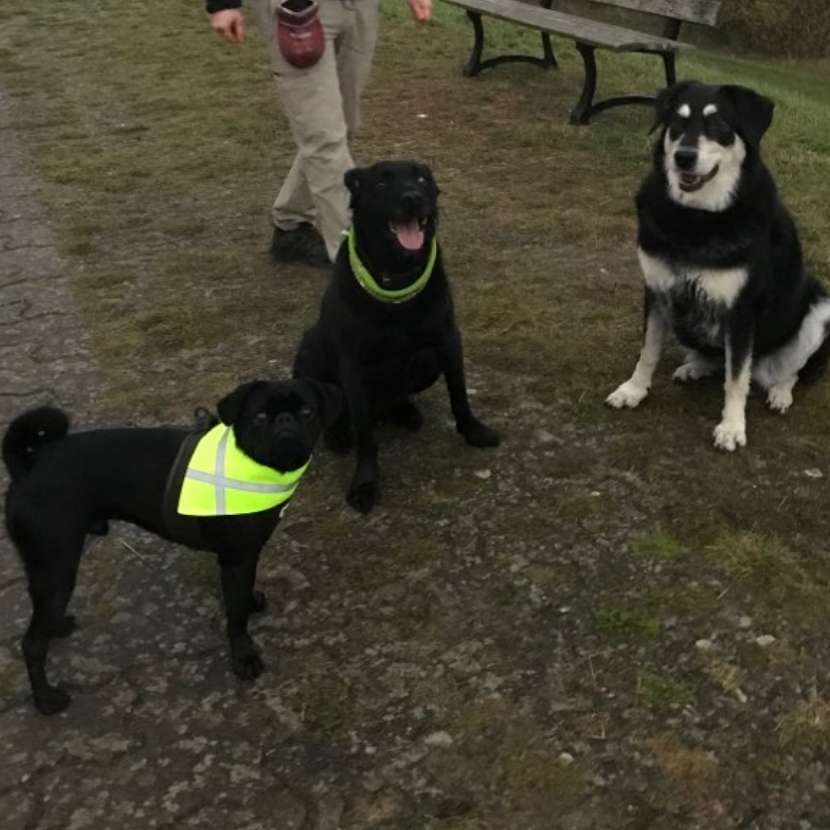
left=218, top=549, right=264, bottom=681
left=606, top=287, right=667, bottom=409
left=713, top=316, right=753, bottom=452
left=340, top=357, right=380, bottom=513
left=440, top=326, right=500, bottom=447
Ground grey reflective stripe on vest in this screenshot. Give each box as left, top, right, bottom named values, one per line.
left=215, top=425, right=228, bottom=515
left=183, top=427, right=295, bottom=515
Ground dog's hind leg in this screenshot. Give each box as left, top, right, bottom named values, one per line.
left=673, top=350, right=721, bottom=383
left=19, top=524, right=85, bottom=715
left=765, top=376, right=797, bottom=414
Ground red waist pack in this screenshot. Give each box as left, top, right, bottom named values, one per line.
left=276, top=0, right=325, bottom=69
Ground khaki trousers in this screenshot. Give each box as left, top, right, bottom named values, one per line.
left=252, top=0, right=379, bottom=260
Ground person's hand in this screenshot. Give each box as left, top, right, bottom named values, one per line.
left=407, top=0, right=432, bottom=22
left=211, top=9, right=246, bottom=43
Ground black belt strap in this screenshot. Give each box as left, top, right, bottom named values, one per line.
left=162, top=430, right=208, bottom=550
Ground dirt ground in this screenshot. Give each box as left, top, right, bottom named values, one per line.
left=1, top=2, right=829, bottom=829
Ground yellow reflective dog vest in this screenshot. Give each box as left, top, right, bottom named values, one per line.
left=177, top=424, right=309, bottom=517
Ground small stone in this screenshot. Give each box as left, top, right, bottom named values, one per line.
left=474, top=469, right=492, bottom=480
left=738, top=616, right=752, bottom=629
left=755, top=635, right=776, bottom=648
left=695, top=639, right=714, bottom=652
left=509, top=555, right=528, bottom=573
left=363, top=772, right=384, bottom=793
left=423, top=731, right=454, bottom=747
left=558, top=752, right=575, bottom=766
left=804, top=468, right=823, bottom=479
left=535, top=429, right=556, bottom=444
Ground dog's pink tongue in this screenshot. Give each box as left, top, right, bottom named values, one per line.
left=391, top=220, right=424, bottom=251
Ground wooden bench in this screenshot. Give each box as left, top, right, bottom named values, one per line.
left=440, top=0, right=722, bottom=124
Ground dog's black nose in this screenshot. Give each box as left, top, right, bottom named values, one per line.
left=674, top=147, right=698, bottom=171
left=273, top=412, right=295, bottom=431
left=401, top=190, right=424, bottom=212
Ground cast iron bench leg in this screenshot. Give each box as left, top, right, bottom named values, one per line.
left=463, top=10, right=485, bottom=77
left=570, top=44, right=678, bottom=125
left=570, top=42, right=597, bottom=125
left=542, top=33, right=557, bottom=68
left=540, top=0, right=558, bottom=68
left=662, top=50, right=677, bottom=86
left=462, top=7, right=557, bottom=77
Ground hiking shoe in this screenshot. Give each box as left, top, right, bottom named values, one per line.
left=269, top=223, right=330, bottom=268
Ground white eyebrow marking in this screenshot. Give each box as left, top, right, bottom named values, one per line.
left=677, top=104, right=691, bottom=118
left=703, top=104, right=718, bottom=116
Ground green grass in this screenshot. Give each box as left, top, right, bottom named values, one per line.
left=705, top=530, right=830, bottom=627
left=637, top=670, right=697, bottom=710
left=594, top=605, right=660, bottom=640
left=629, top=528, right=683, bottom=562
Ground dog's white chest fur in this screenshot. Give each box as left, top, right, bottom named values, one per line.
left=638, top=249, right=747, bottom=307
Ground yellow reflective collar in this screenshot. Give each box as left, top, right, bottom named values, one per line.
left=347, top=226, right=437, bottom=303
left=177, top=424, right=309, bottom=516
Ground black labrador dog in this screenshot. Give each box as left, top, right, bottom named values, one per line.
left=2, top=379, right=341, bottom=715
left=293, top=160, right=500, bottom=513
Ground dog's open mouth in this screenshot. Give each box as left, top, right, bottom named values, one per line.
left=389, top=217, right=428, bottom=252
left=678, top=165, right=720, bottom=193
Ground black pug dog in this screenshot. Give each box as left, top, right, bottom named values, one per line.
left=293, top=160, right=500, bottom=513
left=2, top=379, right=341, bottom=715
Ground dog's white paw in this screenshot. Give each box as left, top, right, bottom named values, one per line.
left=766, top=385, right=794, bottom=414
left=672, top=361, right=715, bottom=383
left=606, top=381, right=648, bottom=409
left=713, top=419, right=747, bottom=452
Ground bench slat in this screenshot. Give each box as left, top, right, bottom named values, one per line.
left=574, top=0, right=721, bottom=27
left=443, top=0, right=694, bottom=51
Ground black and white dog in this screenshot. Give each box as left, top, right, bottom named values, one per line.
left=607, top=81, right=830, bottom=450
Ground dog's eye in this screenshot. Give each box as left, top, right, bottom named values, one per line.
left=417, top=176, right=426, bottom=184
left=253, top=412, right=268, bottom=425
left=299, top=406, right=314, bottom=420
left=375, top=181, right=386, bottom=191
left=706, top=116, right=734, bottom=144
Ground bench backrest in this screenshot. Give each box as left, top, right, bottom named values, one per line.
left=577, top=0, right=721, bottom=26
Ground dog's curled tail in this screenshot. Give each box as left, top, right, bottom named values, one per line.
left=2, top=406, right=69, bottom=482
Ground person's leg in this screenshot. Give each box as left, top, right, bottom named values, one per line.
left=337, top=0, right=381, bottom=137
left=272, top=155, right=316, bottom=233
left=262, top=0, right=356, bottom=262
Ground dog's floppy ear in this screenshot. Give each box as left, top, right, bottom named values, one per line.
left=720, top=85, right=775, bottom=147
left=299, top=379, right=343, bottom=429
left=651, top=81, right=695, bottom=134
left=344, top=167, right=366, bottom=209
left=216, top=380, right=266, bottom=426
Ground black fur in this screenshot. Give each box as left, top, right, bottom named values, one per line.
left=293, top=160, right=499, bottom=513
left=3, top=379, right=341, bottom=715
left=638, top=82, right=827, bottom=373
